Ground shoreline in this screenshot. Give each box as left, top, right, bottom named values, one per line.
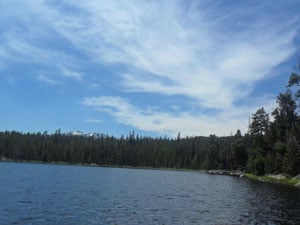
left=244, top=173, right=300, bottom=188
left=207, top=169, right=300, bottom=188
left=0, top=157, right=204, bottom=173
left=1, top=158, right=299, bottom=188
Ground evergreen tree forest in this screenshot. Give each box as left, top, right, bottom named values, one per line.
left=0, top=72, right=300, bottom=176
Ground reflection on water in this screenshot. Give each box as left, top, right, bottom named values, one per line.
left=0, top=162, right=299, bottom=225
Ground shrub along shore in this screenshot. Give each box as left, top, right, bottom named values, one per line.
left=207, top=169, right=300, bottom=188
left=244, top=173, right=300, bottom=187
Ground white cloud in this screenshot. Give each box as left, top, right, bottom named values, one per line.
left=84, top=118, right=103, bottom=123
left=0, top=1, right=84, bottom=82
left=1, top=1, right=298, bottom=97
left=0, top=34, right=82, bottom=81
left=61, top=67, right=83, bottom=80
left=41, top=0, right=298, bottom=109
left=82, top=95, right=277, bottom=137
left=37, top=74, right=61, bottom=85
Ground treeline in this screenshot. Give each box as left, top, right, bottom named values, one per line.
left=0, top=130, right=237, bottom=170
left=0, top=73, right=299, bottom=176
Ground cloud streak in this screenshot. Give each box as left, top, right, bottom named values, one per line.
left=37, top=74, right=61, bottom=85
left=41, top=0, right=298, bottom=108
left=82, top=95, right=276, bottom=136
left=84, top=118, right=103, bottom=124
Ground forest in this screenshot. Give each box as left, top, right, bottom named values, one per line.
left=0, top=72, right=300, bottom=176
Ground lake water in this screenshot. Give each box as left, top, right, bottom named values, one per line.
left=0, top=162, right=299, bottom=225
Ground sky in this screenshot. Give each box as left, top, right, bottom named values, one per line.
left=0, top=0, right=300, bottom=137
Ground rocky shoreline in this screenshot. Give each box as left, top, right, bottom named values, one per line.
left=207, top=169, right=300, bottom=188
left=207, top=169, right=245, bottom=177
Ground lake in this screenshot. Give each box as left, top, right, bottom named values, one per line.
left=0, top=162, right=299, bottom=225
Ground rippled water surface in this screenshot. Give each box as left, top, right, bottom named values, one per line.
left=0, top=162, right=299, bottom=225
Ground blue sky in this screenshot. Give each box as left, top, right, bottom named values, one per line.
left=1, top=0, right=300, bottom=137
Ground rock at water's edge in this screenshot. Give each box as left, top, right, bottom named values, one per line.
left=207, top=170, right=244, bottom=177
left=267, top=174, right=286, bottom=180
left=293, top=174, right=300, bottom=180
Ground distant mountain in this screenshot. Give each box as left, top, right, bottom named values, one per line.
left=68, top=131, right=101, bottom=138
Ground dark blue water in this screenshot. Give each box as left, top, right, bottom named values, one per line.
left=0, top=162, right=299, bottom=225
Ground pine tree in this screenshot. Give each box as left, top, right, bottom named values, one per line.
left=250, top=107, right=269, bottom=136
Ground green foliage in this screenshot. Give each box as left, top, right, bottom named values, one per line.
left=244, top=173, right=300, bottom=186
left=228, top=131, right=248, bottom=170
left=283, top=136, right=300, bottom=176
left=272, top=92, right=297, bottom=137
left=246, top=148, right=265, bottom=176
left=287, top=73, right=300, bottom=87
left=246, top=71, right=300, bottom=177
left=0, top=131, right=235, bottom=171
left=250, top=107, right=269, bottom=136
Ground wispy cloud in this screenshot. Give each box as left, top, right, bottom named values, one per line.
left=82, top=95, right=276, bottom=136
left=0, top=1, right=85, bottom=83
left=37, top=74, right=61, bottom=85
left=41, top=0, right=298, bottom=108
left=61, top=67, right=83, bottom=80
left=0, top=34, right=83, bottom=83
left=84, top=118, right=103, bottom=123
